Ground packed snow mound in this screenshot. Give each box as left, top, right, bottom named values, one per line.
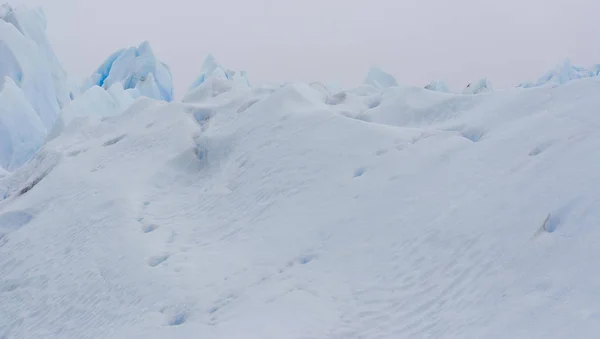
left=425, top=80, right=450, bottom=93
left=2, top=75, right=600, bottom=338
left=184, top=54, right=250, bottom=103
left=363, top=66, right=398, bottom=89
left=47, top=83, right=135, bottom=141
left=0, top=4, right=69, bottom=128
left=82, top=41, right=173, bottom=102
left=519, top=60, right=600, bottom=88
left=462, top=78, right=492, bottom=94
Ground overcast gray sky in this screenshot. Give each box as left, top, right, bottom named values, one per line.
left=13, top=0, right=600, bottom=96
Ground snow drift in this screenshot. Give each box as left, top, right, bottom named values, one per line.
left=2, top=74, right=600, bottom=338
left=3, top=4, right=600, bottom=339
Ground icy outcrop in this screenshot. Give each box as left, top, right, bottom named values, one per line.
left=0, top=4, right=71, bottom=171
left=188, top=54, right=250, bottom=90
left=425, top=81, right=450, bottom=93
left=519, top=60, right=600, bottom=88
left=0, top=77, right=46, bottom=171
left=363, top=66, right=398, bottom=90
left=462, top=78, right=492, bottom=95
left=183, top=54, right=250, bottom=102
left=47, top=83, right=135, bottom=141
left=0, top=4, right=69, bottom=127
left=82, top=41, right=173, bottom=102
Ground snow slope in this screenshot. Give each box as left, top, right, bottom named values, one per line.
left=81, top=41, right=173, bottom=102
left=1, top=73, right=600, bottom=338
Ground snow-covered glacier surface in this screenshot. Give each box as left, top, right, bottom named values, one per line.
left=183, top=54, right=250, bottom=103
left=81, top=41, right=173, bottom=102
left=425, top=80, right=450, bottom=93
left=462, top=78, right=492, bottom=94
left=519, top=60, right=600, bottom=88
left=1, top=72, right=600, bottom=339
left=0, top=4, right=70, bottom=171
left=363, top=66, right=398, bottom=90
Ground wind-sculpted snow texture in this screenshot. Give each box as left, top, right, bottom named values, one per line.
left=0, top=4, right=70, bottom=171
left=2, top=71, right=600, bottom=338
left=82, top=41, right=173, bottom=102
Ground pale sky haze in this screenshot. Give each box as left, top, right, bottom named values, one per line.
left=11, top=0, right=600, bottom=96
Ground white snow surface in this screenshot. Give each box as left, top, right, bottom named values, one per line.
left=81, top=41, right=173, bottom=102
left=1, top=74, right=600, bottom=339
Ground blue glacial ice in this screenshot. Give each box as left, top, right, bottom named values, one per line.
left=363, top=66, right=398, bottom=90
left=519, top=60, right=600, bottom=88
left=82, top=41, right=174, bottom=102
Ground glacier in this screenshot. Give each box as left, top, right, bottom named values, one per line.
left=0, top=4, right=70, bottom=171
left=3, top=3, right=600, bottom=339
left=183, top=54, right=250, bottom=103
left=462, top=78, right=492, bottom=94
left=47, top=83, right=135, bottom=141
left=363, top=66, right=398, bottom=89
left=0, top=77, right=45, bottom=171
left=425, top=80, right=450, bottom=93
left=2, top=71, right=600, bottom=338
left=519, top=60, right=600, bottom=88
left=81, top=41, right=173, bottom=102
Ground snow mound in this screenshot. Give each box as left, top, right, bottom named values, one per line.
left=47, top=83, right=135, bottom=141
left=82, top=41, right=173, bottom=102
left=462, top=78, right=492, bottom=94
left=519, top=60, right=600, bottom=88
left=183, top=54, right=250, bottom=103
left=363, top=66, right=398, bottom=89
left=425, top=80, right=450, bottom=93
left=3, top=76, right=600, bottom=338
